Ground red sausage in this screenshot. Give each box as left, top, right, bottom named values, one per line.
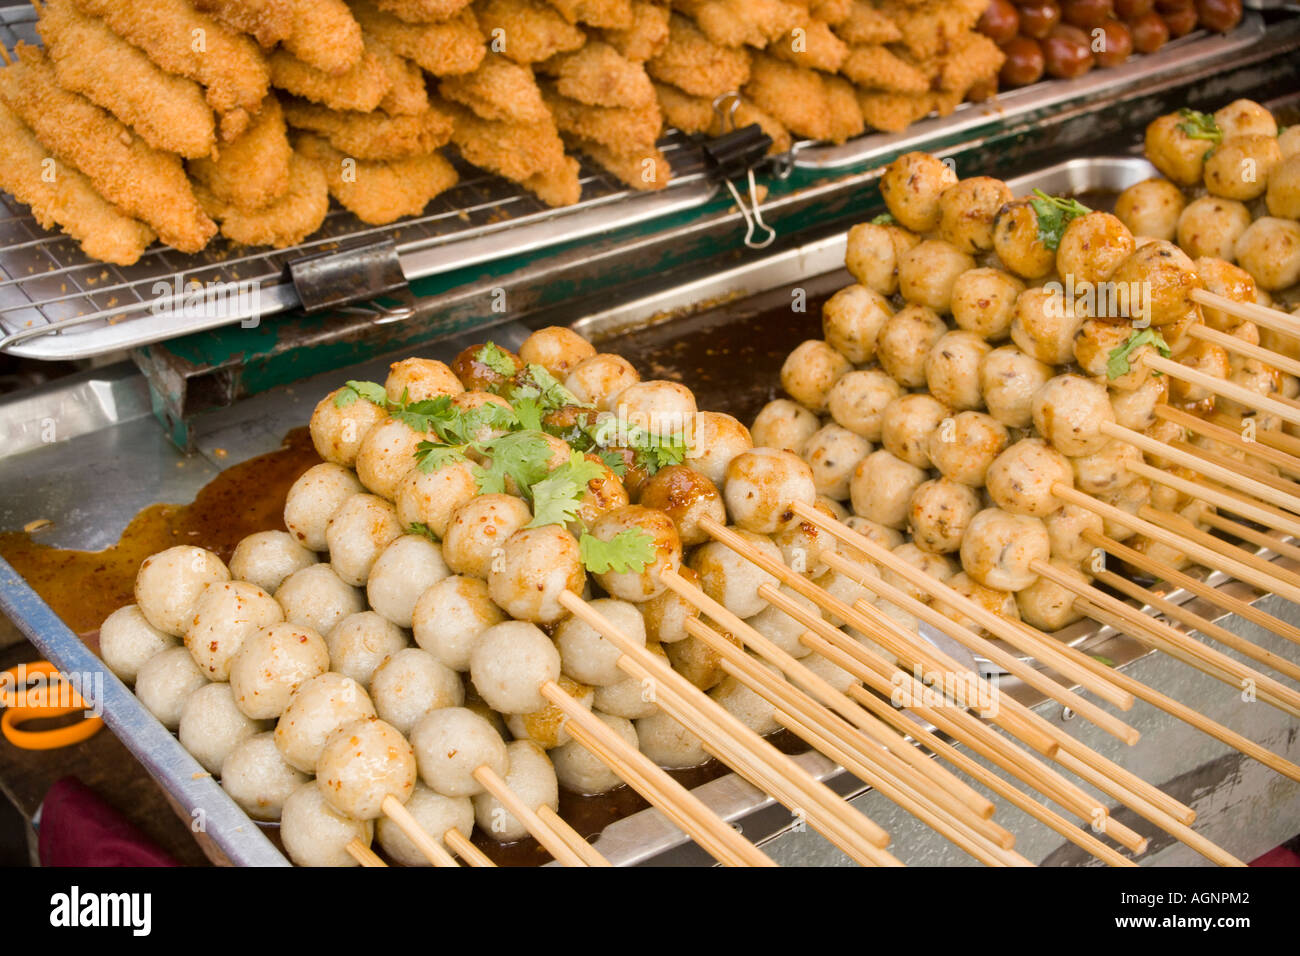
left=1195, top=0, right=1242, bottom=32
left=1043, top=23, right=1096, bottom=77
left=1127, top=10, right=1170, bottom=51
left=1094, top=18, right=1134, bottom=65
left=1017, top=1, right=1062, bottom=39
left=979, top=0, right=1022, bottom=43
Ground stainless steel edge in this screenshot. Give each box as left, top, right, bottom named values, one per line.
left=0, top=556, right=289, bottom=867
left=793, top=15, right=1267, bottom=172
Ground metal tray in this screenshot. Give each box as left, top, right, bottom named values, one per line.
left=1, top=155, right=1294, bottom=867
left=791, top=13, right=1268, bottom=172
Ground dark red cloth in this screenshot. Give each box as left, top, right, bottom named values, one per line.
left=39, top=777, right=177, bottom=867
left=1250, top=844, right=1300, bottom=867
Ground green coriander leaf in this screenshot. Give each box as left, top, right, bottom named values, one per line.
left=513, top=395, right=545, bottom=432
left=335, top=380, right=388, bottom=409
left=1029, top=189, right=1091, bottom=252
left=407, top=522, right=438, bottom=541
left=1177, top=108, right=1222, bottom=143
left=476, top=342, right=518, bottom=377
left=477, top=431, right=555, bottom=497
left=580, top=528, right=656, bottom=574
left=1106, top=328, right=1171, bottom=380
left=870, top=212, right=896, bottom=226
left=599, top=449, right=628, bottom=476
left=414, top=441, right=470, bottom=473
left=526, top=451, right=607, bottom=528
left=1089, top=654, right=1116, bottom=668
left=514, top=363, right=587, bottom=412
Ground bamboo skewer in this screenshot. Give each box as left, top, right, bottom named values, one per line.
left=1095, top=568, right=1300, bottom=683
left=1156, top=405, right=1300, bottom=479
left=1143, top=354, right=1300, bottom=429
left=1173, top=440, right=1300, bottom=501
left=557, top=590, right=900, bottom=866
left=1193, top=289, right=1300, bottom=341
left=1106, top=422, right=1300, bottom=517
left=444, top=830, right=497, bottom=867
left=662, top=568, right=996, bottom=819
left=533, top=805, right=610, bottom=868
left=785, top=508, right=1137, bottom=721
left=681, top=614, right=1016, bottom=854
left=1212, top=412, right=1300, bottom=458
left=772, top=706, right=1028, bottom=866
left=819, top=548, right=1137, bottom=729
left=773, top=512, right=1210, bottom=830
left=346, top=838, right=387, bottom=867
left=471, top=766, right=595, bottom=867
left=1200, top=510, right=1300, bottom=571
left=381, top=794, right=461, bottom=867
left=1086, top=528, right=1300, bottom=649
left=768, top=593, right=1153, bottom=854
left=1030, top=560, right=1300, bottom=720
left=1139, top=504, right=1300, bottom=602
left=538, top=680, right=774, bottom=867
left=700, top=515, right=1178, bottom=850
left=1186, top=323, right=1300, bottom=379
left=811, top=647, right=1137, bottom=866
left=1056, top=483, right=1300, bottom=605
left=1129, top=461, right=1300, bottom=539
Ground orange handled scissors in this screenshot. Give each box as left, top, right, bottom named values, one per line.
left=0, top=661, right=103, bottom=750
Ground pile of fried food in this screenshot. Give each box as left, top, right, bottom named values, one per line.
left=0, top=0, right=1007, bottom=267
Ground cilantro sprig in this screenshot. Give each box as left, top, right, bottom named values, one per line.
left=870, top=212, right=896, bottom=226
left=1107, top=328, right=1171, bottom=380
left=1029, top=190, right=1091, bottom=251
left=333, top=380, right=389, bottom=409
left=527, top=451, right=607, bottom=528
left=1176, top=108, right=1222, bottom=143
left=475, top=342, right=519, bottom=377
left=579, top=528, right=656, bottom=574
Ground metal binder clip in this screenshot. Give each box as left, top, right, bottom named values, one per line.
left=705, top=93, right=777, bottom=250
left=287, top=237, right=414, bottom=316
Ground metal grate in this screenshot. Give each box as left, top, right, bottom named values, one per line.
left=0, top=4, right=717, bottom=360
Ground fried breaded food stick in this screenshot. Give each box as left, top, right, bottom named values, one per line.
left=37, top=0, right=217, bottom=160
left=194, top=0, right=295, bottom=48
left=647, top=14, right=751, bottom=97
left=522, top=154, right=583, bottom=207
left=653, top=80, right=791, bottom=153
left=282, top=98, right=453, bottom=159
left=0, top=102, right=156, bottom=266
left=876, top=0, right=985, bottom=60
left=442, top=99, right=568, bottom=182
left=832, top=0, right=901, bottom=44
left=370, top=39, right=430, bottom=115
left=564, top=135, right=670, bottom=191
left=674, top=0, right=806, bottom=49
left=67, top=0, right=268, bottom=120
left=743, top=52, right=843, bottom=141
left=270, top=41, right=393, bottom=111
left=189, top=95, right=292, bottom=211
left=825, top=74, right=864, bottom=143
left=810, top=0, right=850, bottom=26
left=855, top=88, right=930, bottom=133
left=376, top=0, right=474, bottom=23
left=195, top=151, right=329, bottom=247
left=841, top=44, right=930, bottom=94
left=768, top=18, right=848, bottom=72
left=542, top=86, right=662, bottom=151
left=0, top=46, right=216, bottom=253
left=352, top=2, right=486, bottom=75
left=281, top=0, right=364, bottom=75
left=933, top=32, right=1004, bottom=97
left=295, top=132, right=459, bottom=224
left=598, top=0, right=670, bottom=62
left=439, top=53, right=550, bottom=124
left=546, top=0, right=635, bottom=29
left=538, top=41, right=655, bottom=108
left=474, top=0, right=585, bottom=64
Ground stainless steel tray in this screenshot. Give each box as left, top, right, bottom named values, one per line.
left=1, top=155, right=1295, bottom=867
left=791, top=13, right=1267, bottom=172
